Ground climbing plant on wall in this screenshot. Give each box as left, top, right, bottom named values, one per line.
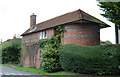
left=38, top=25, right=66, bottom=48
left=38, top=25, right=66, bottom=72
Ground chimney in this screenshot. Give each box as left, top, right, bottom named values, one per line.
left=30, top=13, right=36, bottom=30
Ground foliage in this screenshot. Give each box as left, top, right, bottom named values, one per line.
left=41, top=44, right=61, bottom=72
left=38, top=26, right=65, bottom=72
left=2, top=39, right=21, bottom=64
left=105, top=40, right=112, bottom=45
left=38, top=26, right=66, bottom=48
left=98, top=1, right=120, bottom=27
left=98, top=1, right=120, bottom=43
left=38, top=37, right=61, bottom=49
left=55, top=26, right=66, bottom=39
left=39, top=37, right=61, bottom=72
left=59, top=44, right=120, bottom=75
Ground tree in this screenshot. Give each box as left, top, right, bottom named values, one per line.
left=98, top=1, right=120, bottom=44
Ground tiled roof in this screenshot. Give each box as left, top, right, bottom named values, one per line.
left=21, top=9, right=110, bottom=36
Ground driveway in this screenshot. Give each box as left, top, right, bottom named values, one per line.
left=0, top=66, right=52, bottom=77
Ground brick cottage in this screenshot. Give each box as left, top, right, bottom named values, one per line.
left=21, top=9, right=110, bottom=68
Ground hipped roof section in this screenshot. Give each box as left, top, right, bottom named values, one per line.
left=21, top=9, right=110, bottom=36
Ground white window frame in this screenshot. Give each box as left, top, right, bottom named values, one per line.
left=42, top=31, right=45, bottom=39
left=40, top=32, right=42, bottom=40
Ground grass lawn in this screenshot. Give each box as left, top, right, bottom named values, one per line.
left=0, top=64, right=14, bottom=66
left=13, top=66, right=79, bottom=75
left=13, top=67, right=120, bottom=77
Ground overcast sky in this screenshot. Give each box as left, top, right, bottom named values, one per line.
left=0, top=0, right=115, bottom=43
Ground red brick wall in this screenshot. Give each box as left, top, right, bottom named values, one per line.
left=22, top=32, right=39, bottom=44
left=35, top=48, right=41, bottom=68
left=24, top=56, right=30, bottom=67
left=61, top=23, right=100, bottom=46
left=21, top=23, right=100, bottom=68
left=21, top=28, right=56, bottom=68
left=47, top=28, right=56, bottom=39
left=22, top=28, right=55, bottom=44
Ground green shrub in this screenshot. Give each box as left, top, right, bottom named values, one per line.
left=41, top=44, right=61, bottom=72
left=38, top=37, right=61, bottom=49
left=39, top=37, right=62, bottom=72
left=2, top=39, right=21, bottom=64
left=38, top=26, right=65, bottom=72
left=59, top=44, right=120, bottom=75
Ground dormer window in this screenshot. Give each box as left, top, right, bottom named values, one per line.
left=29, top=27, right=37, bottom=32
left=32, top=27, right=37, bottom=31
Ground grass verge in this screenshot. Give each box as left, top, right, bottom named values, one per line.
left=13, top=66, right=79, bottom=75
left=0, top=64, right=14, bottom=66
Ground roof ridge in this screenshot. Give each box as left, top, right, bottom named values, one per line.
left=37, top=9, right=79, bottom=26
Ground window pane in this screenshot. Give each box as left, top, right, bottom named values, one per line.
left=45, top=31, right=47, bottom=38
left=42, top=31, right=44, bottom=39
left=40, top=32, right=42, bottom=39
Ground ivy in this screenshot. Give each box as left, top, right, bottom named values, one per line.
left=38, top=25, right=66, bottom=48
left=38, top=25, right=66, bottom=72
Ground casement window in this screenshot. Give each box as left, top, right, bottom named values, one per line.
left=40, top=30, right=47, bottom=40
left=42, top=31, right=45, bottom=39
left=40, top=32, right=42, bottom=39
left=45, top=30, right=47, bottom=38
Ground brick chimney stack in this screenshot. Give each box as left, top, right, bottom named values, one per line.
left=30, top=13, right=36, bottom=30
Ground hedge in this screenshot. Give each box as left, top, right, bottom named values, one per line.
left=59, top=44, right=120, bottom=75
left=2, top=39, right=21, bottom=64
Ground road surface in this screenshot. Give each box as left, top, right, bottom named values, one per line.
left=0, top=66, right=52, bottom=77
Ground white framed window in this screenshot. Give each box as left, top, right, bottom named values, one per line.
left=40, top=32, right=42, bottom=39
left=45, top=30, right=47, bottom=38
left=40, top=30, right=47, bottom=40
left=42, top=31, right=45, bottom=39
